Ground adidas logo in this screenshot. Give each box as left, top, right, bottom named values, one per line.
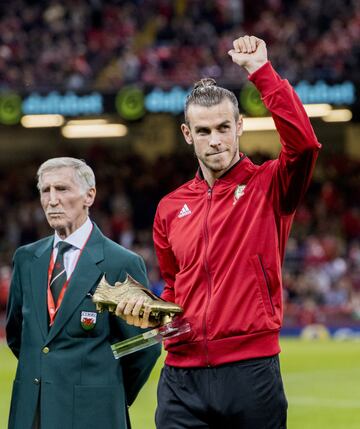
left=178, top=204, right=192, bottom=218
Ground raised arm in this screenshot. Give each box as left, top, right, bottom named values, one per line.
left=229, top=35, right=321, bottom=214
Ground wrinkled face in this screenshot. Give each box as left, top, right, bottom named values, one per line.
left=39, top=167, right=95, bottom=238
left=182, top=99, right=243, bottom=182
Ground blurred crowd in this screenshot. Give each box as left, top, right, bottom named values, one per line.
left=0, top=0, right=359, bottom=91
left=0, top=146, right=359, bottom=329
left=0, top=0, right=359, bottom=330
left=283, top=152, right=360, bottom=327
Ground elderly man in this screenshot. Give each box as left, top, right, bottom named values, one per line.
left=6, top=157, right=160, bottom=429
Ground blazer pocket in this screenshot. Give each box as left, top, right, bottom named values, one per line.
left=73, top=385, right=127, bottom=429
left=250, top=254, right=275, bottom=317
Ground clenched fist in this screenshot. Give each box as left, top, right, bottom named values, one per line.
left=228, top=35, right=268, bottom=74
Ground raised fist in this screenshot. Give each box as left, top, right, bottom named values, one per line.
left=228, top=35, right=268, bottom=74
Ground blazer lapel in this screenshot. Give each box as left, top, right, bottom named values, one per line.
left=31, top=237, right=53, bottom=340
left=46, top=226, right=105, bottom=343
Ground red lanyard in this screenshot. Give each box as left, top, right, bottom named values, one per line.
left=47, top=225, right=93, bottom=326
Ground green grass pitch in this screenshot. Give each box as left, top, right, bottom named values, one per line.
left=1, top=338, right=359, bottom=428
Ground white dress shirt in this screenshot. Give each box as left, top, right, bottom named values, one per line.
left=52, top=217, right=93, bottom=279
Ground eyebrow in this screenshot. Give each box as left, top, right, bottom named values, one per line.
left=194, top=120, right=231, bottom=132
left=40, top=182, right=70, bottom=190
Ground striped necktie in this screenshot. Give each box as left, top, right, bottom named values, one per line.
left=50, top=242, right=72, bottom=304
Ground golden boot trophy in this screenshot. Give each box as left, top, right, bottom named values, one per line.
left=92, top=274, right=190, bottom=358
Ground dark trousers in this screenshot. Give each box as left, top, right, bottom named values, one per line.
left=155, top=355, right=287, bottom=429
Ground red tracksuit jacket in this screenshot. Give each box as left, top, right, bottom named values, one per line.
left=153, top=62, right=321, bottom=367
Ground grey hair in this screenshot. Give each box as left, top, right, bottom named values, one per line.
left=184, top=78, right=239, bottom=125
left=37, top=157, right=96, bottom=193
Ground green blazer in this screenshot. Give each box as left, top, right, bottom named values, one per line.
left=6, top=223, right=161, bottom=429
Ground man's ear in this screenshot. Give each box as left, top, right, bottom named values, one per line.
left=84, top=187, right=96, bottom=208
left=237, top=115, right=244, bottom=137
left=181, top=123, right=193, bottom=145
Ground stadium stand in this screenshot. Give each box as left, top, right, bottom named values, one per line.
left=0, top=0, right=359, bottom=90
left=0, top=0, right=359, bottom=334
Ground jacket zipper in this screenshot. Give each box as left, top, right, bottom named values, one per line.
left=202, top=187, right=213, bottom=366
left=258, top=255, right=275, bottom=316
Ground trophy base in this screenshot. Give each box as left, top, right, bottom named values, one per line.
left=111, top=318, right=191, bottom=359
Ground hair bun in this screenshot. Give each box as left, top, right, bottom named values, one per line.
left=193, top=78, right=217, bottom=90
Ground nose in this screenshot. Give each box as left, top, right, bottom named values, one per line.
left=209, top=132, right=221, bottom=148
left=49, top=188, right=59, bottom=206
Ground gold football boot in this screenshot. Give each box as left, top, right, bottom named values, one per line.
left=92, top=274, right=183, bottom=325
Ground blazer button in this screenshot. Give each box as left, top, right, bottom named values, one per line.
left=34, top=378, right=40, bottom=384
left=42, top=347, right=50, bottom=354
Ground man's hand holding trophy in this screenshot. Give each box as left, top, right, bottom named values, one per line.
left=92, top=274, right=190, bottom=358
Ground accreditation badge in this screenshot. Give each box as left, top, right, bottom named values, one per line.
left=80, top=311, right=97, bottom=330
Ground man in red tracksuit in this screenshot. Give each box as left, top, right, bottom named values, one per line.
left=118, top=35, right=321, bottom=428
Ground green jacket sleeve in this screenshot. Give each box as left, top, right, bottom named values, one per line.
left=6, top=249, right=24, bottom=359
